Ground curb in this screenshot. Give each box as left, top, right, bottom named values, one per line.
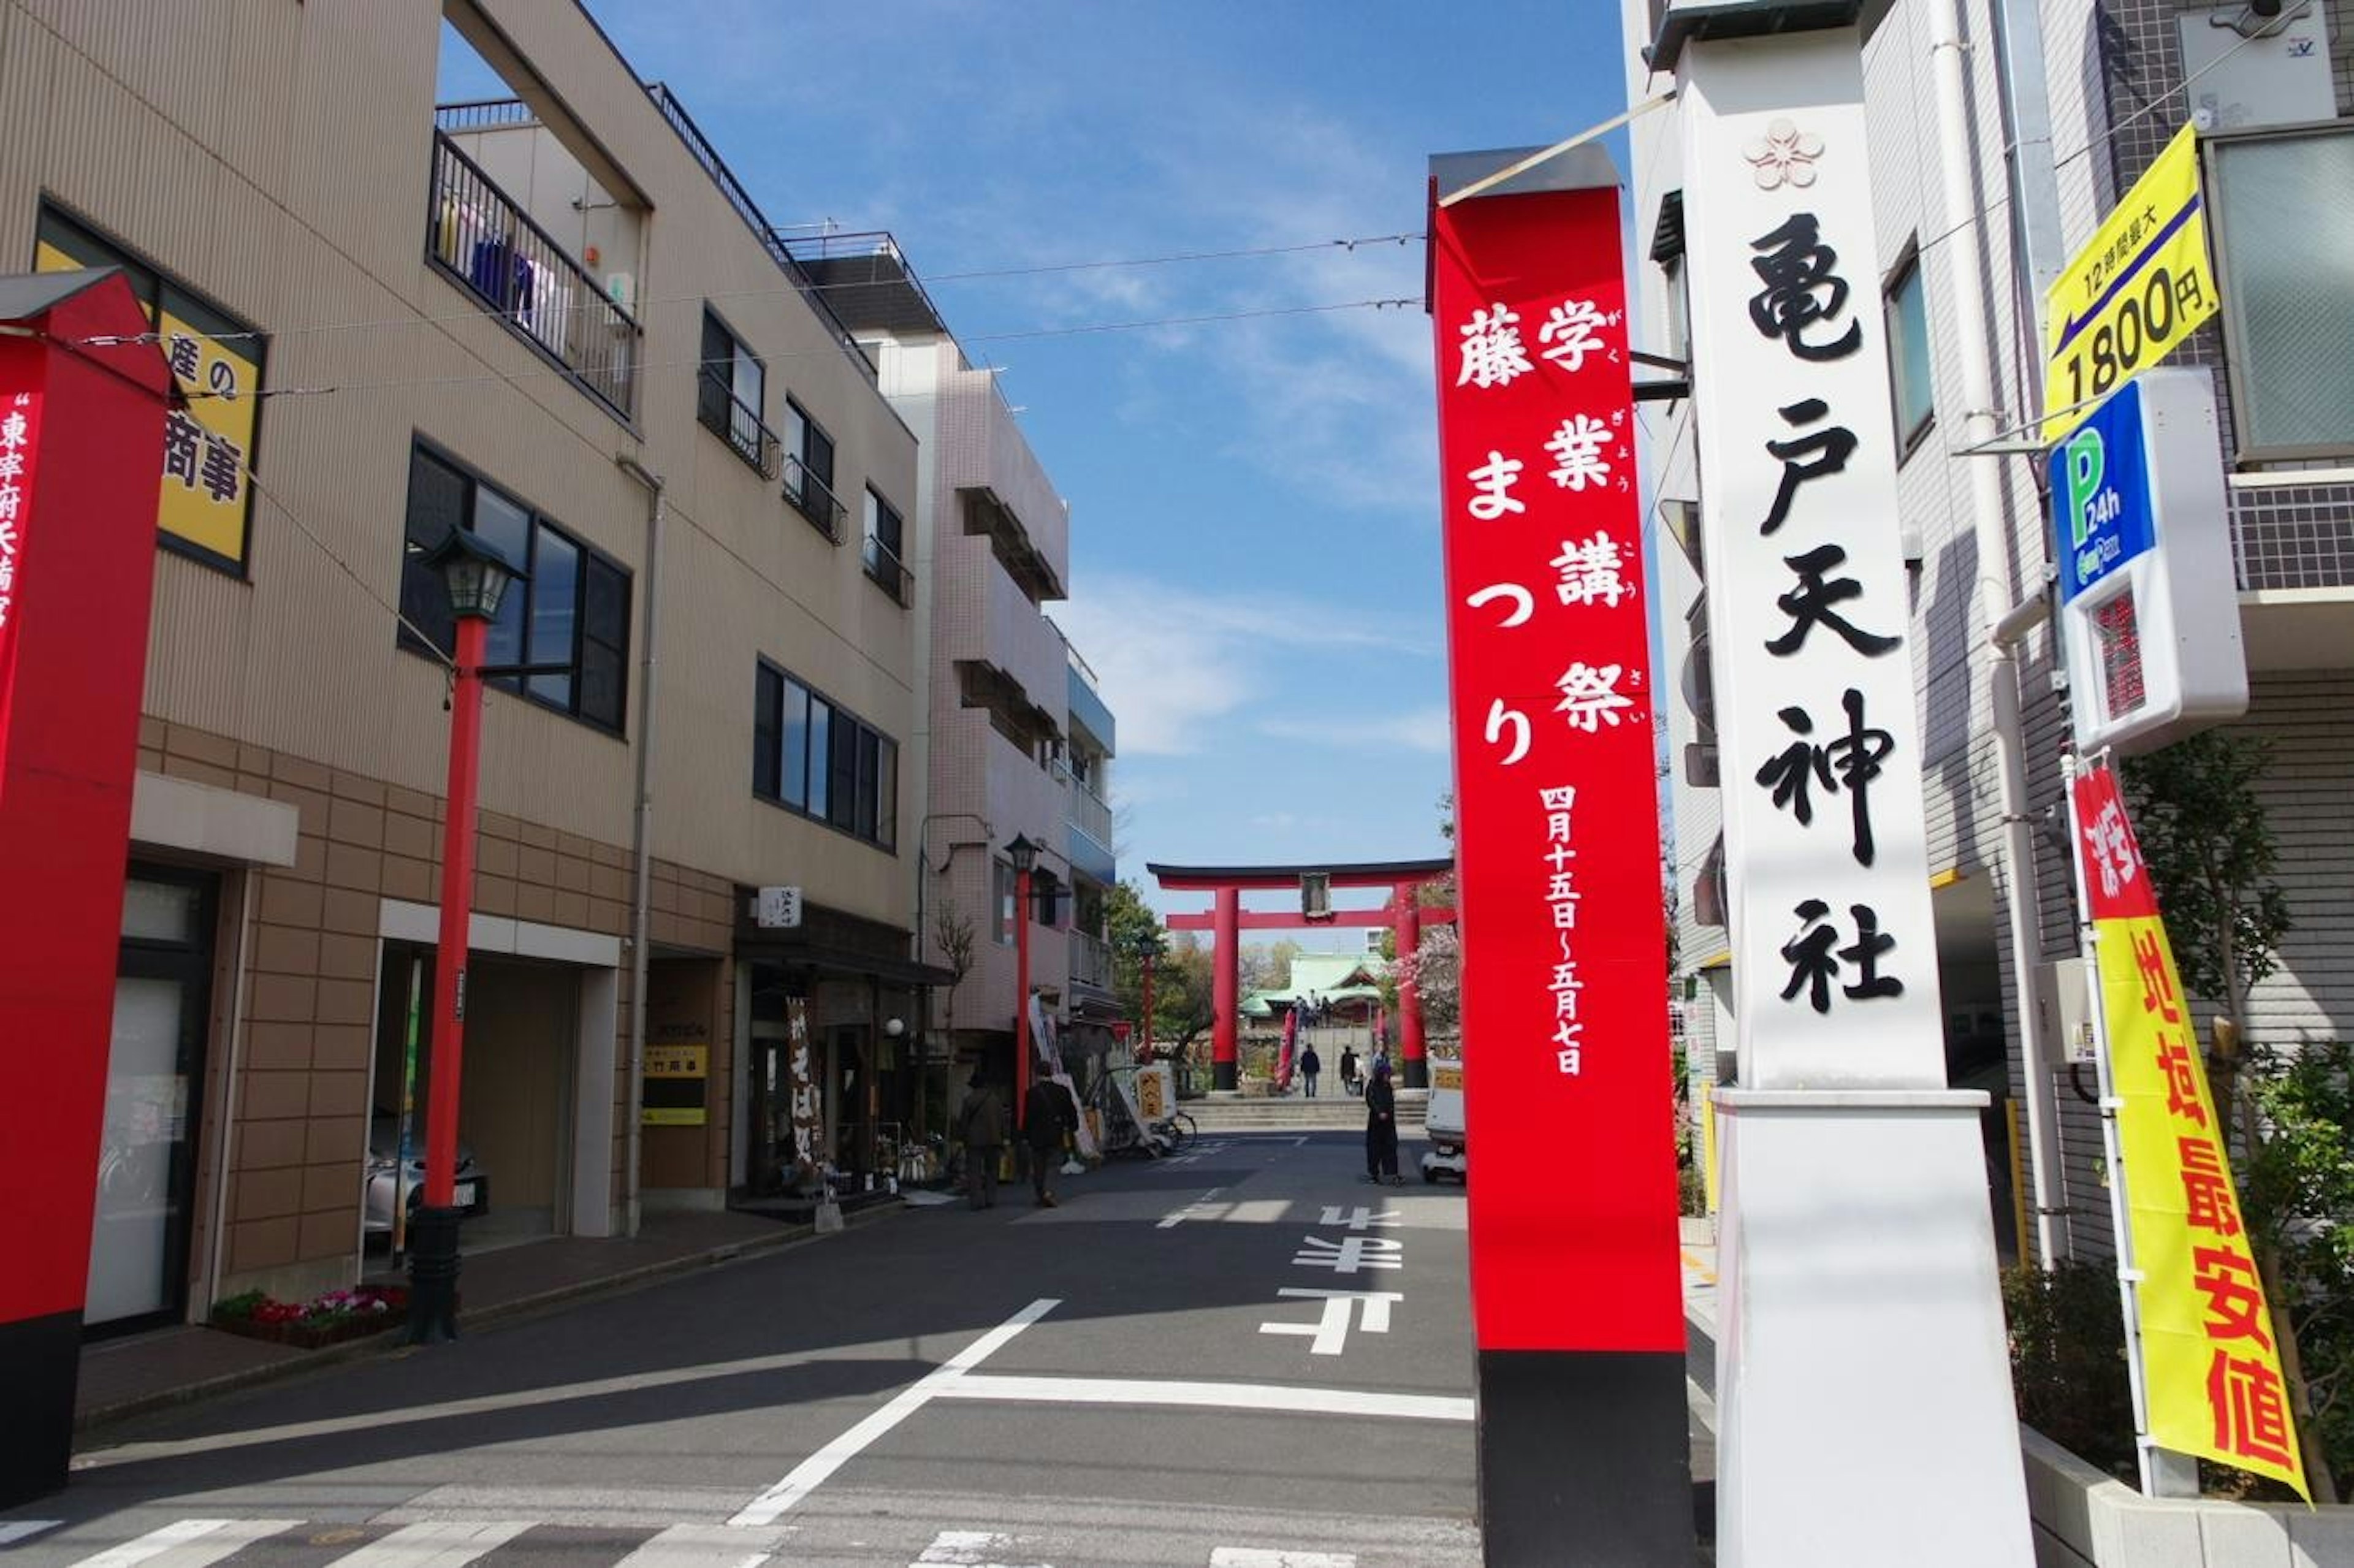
left=73, top=1201, right=907, bottom=1439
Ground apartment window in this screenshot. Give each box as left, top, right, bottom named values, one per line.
left=33, top=205, right=265, bottom=576
left=782, top=399, right=844, bottom=540
left=863, top=487, right=910, bottom=604
left=752, top=660, right=897, bottom=851
left=698, top=309, right=777, bottom=474
left=1884, top=249, right=1935, bottom=457
left=399, top=442, right=630, bottom=733
left=2207, top=124, right=2354, bottom=460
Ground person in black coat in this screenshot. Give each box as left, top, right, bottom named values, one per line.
left=1023, top=1071, right=1075, bottom=1207
left=1364, top=1056, right=1401, bottom=1184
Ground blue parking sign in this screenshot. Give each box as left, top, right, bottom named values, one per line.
left=2051, top=381, right=2157, bottom=604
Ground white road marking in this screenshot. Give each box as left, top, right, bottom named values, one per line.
left=728, top=1297, right=1061, bottom=1528
left=326, top=1520, right=533, bottom=1566
left=0, top=1520, right=63, bottom=1546
left=1687, top=1376, right=1719, bottom=1434
left=1157, top=1187, right=1224, bottom=1228
left=1316, top=1206, right=1400, bottom=1230
left=912, top=1528, right=1051, bottom=1565
left=1290, top=1235, right=1402, bottom=1274
left=614, top=1522, right=783, bottom=1567
left=1257, top=1288, right=1403, bottom=1355
left=68, top=1518, right=300, bottom=1567
left=936, top=1372, right=1473, bottom=1423
left=1209, top=1551, right=1356, bottom=1568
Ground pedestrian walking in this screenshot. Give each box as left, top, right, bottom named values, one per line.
left=958, top=1075, right=1005, bottom=1210
left=1339, top=1045, right=1359, bottom=1096
left=1300, top=1043, right=1322, bottom=1098
left=1023, top=1069, right=1074, bottom=1207
left=1364, top=1056, right=1401, bottom=1184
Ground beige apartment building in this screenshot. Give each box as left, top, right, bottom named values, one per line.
left=9, top=0, right=945, bottom=1332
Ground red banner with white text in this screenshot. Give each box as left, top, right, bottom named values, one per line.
left=1431, top=185, right=1683, bottom=1353
left=0, top=358, right=46, bottom=803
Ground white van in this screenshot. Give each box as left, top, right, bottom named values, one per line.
left=1419, top=1057, right=1466, bottom=1182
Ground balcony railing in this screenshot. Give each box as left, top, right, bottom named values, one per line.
left=1070, top=930, right=1115, bottom=993
left=864, top=533, right=913, bottom=605
left=784, top=454, right=848, bottom=543
left=433, top=98, right=537, bottom=133
left=427, top=131, right=640, bottom=419
left=1068, top=780, right=1113, bottom=850
left=696, top=370, right=782, bottom=478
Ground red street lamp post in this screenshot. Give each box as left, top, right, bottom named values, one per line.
left=1007, top=833, right=1037, bottom=1131
left=408, top=527, right=523, bottom=1345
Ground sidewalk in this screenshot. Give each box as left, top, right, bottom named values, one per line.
left=74, top=1203, right=899, bottom=1436
left=1680, top=1211, right=1720, bottom=1377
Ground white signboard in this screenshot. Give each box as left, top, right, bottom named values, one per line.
left=753, top=885, right=803, bottom=929
left=1679, top=32, right=1946, bottom=1091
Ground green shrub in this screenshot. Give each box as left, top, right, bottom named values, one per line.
left=2002, top=1261, right=2136, bottom=1479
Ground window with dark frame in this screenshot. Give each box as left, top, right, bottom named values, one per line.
left=1884, top=249, right=1935, bottom=456
left=863, top=487, right=909, bottom=603
left=398, top=442, right=631, bottom=734
left=697, top=308, right=775, bottom=474
left=751, top=658, right=897, bottom=851
left=782, top=398, right=842, bottom=539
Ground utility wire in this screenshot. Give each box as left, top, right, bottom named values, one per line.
left=74, top=231, right=1426, bottom=352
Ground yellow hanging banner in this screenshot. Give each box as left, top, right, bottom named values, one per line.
left=2073, top=761, right=2307, bottom=1499
left=2043, top=123, right=2219, bottom=443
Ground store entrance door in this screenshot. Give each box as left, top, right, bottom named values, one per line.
left=86, top=868, right=218, bottom=1334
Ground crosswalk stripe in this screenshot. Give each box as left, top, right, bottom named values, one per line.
left=0, top=1520, right=64, bottom=1546
left=611, top=1523, right=780, bottom=1567
left=911, top=1529, right=1048, bottom=1566
left=69, top=1518, right=301, bottom=1567
left=1207, top=1551, right=1356, bottom=1567
left=321, top=1520, right=533, bottom=1566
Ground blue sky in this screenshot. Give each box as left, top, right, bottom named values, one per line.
left=454, top=4, right=1642, bottom=943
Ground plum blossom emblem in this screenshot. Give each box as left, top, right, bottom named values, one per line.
left=1744, top=118, right=1824, bottom=191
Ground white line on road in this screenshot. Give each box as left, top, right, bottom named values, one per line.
left=1157, top=1187, right=1223, bottom=1228
left=67, top=1519, right=301, bottom=1567
left=912, top=1528, right=1051, bottom=1566
left=727, top=1297, right=1061, bottom=1528
left=1208, top=1550, right=1356, bottom=1567
left=324, top=1520, right=535, bottom=1566
left=935, top=1372, right=1473, bottom=1423
left=0, top=1520, right=63, bottom=1547
left=613, top=1522, right=782, bottom=1567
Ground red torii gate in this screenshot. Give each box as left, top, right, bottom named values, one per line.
left=1147, top=859, right=1455, bottom=1091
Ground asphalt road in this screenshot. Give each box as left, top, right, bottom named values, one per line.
left=17, top=1130, right=1718, bottom=1566
left=15, top=1132, right=1507, bottom=1567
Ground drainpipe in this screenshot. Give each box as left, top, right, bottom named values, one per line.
left=617, top=455, right=666, bottom=1240
left=1933, top=0, right=2066, bottom=1268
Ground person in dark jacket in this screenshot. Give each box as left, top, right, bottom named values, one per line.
left=958, top=1076, right=1005, bottom=1209
left=1300, top=1043, right=1322, bottom=1098
left=1023, top=1070, right=1075, bottom=1207
left=1364, top=1056, right=1401, bottom=1184
left=1339, top=1045, right=1360, bottom=1096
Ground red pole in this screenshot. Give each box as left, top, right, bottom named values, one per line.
left=410, top=613, right=486, bottom=1342
left=1141, top=949, right=1156, bottom=1060
left=1212, top=887, right=1239, bottom=1090
left=423, top=613, right=486, bottom=1208
left=1014, top=866, right=1032, bottom=1130
left=1396, top=885, right=1427, bottom=1089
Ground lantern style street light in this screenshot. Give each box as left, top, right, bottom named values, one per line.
left=1005, top=833, right=1037, bottom=1129
left=408, top=527, right=523, bottom=1344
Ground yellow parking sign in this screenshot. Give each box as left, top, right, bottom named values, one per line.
left=2043, top=123, right=2218, bottom=443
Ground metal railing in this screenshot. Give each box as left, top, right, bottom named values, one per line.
left=1070, top=930, right=1115, bottom=992
left=427, top=131, right=640, bottom=419
left=863, top=533, right=914, bottom=604
left=696, top=370, right=782, bottom=478
left=642, top=82, right=872, bottom=375
left=783, top=454, right=848, bottom=543
left=434, top=99, right=537, bottom=132
left=1068, top=781, right=1114, bottom=850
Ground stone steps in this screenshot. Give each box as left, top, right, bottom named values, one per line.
left=1186, top=1089, right=1430, bottom=1134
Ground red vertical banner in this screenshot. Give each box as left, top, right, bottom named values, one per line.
left=0, top=360, right=46, bottom=801
left=1431, top=185, right=1683, bottom=1354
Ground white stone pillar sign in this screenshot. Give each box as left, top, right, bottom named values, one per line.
left=1668, top=19, right=2033, bottom=1566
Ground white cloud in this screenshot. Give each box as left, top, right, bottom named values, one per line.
left=1054, top=575, right=1424, bottom=758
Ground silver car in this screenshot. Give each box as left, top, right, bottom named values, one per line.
left=364, top=1111, right=488, bottom=1235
